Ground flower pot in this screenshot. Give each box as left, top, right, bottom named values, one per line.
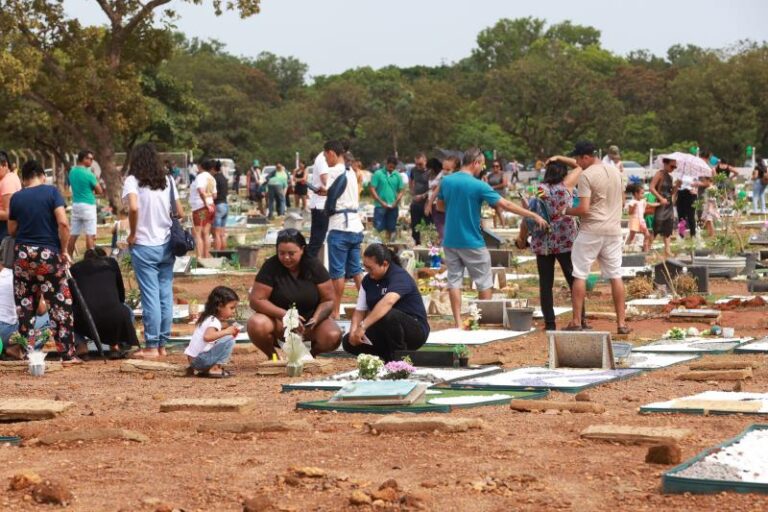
left=459, top=356, right=469, bottom=367
left=286, top=362, right=304, bottom=377
left=505, top=307, right=534, bottom=331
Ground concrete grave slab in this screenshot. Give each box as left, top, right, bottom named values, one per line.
left=425, top=328, right=533, bottom=346
left=547, top=331, right=615, bottom=369
left=0, top=399, right=73, bottom=421
left=580, top=424, right=692, bottom=445
left=160, top=397, right=257, bottom=413
left=641, top=391, right=768, bottom=415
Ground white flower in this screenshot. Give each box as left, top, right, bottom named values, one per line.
left=469, top=303, right=482, bottom=323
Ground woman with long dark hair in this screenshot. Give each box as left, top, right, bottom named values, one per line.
left=344, top=243, right=429, bottom=361
left=650, top=158, right=678, bottom=258
left=8, top=160, right=77, bottom=362
left=247, top=228, right=341, bottom=358
left=122, top=143, right=185, bottom=358
left=516, top=158, right=587, bottom=331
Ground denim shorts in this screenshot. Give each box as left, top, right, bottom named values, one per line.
left=327, top=230, right=364, bottom=280
left=70, top=203, right=97, bottom=236
left=373, top=206, right=398, bottom=233
left=213, top=203, right=229, bottom=228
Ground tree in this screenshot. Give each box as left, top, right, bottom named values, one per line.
left=0, top=0, right=261, bottom=209
left=252, top=51, right=308, bottom=99
left=482, top=54, right=623, bottom=158
left=544, top=21, right=601, bottom=49
left=471, top=17, right=546, bottom=69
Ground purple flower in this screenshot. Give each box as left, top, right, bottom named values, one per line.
left=384, top=360, right=416, bottom=374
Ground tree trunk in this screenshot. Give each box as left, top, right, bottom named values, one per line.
left=94, top=143, right=123, bottom=214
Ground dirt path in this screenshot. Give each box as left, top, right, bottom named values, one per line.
left=1, top=279, right=767, bottom=511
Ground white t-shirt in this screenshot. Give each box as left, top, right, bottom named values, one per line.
left=327, top=167, right=363, bottom=233
left=0, top=268, right=17, bottom=325
left=400, top=171, right=409, bottom=187
left=184, top=315, right=221, bottom=358
left=627, top=198, right=646, bottom=221
left=121, top=175, right=177, bottom=246
left=309, top=152, right=329, bottom=209
left=189, top=171, right=216, bottom=211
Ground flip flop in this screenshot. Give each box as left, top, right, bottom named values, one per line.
left=562, top=324, right=583, bottom=331
left=197, top=369, right=233, bottom=379
left=617, top=326, right=633, bottom=335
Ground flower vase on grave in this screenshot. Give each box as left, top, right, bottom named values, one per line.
left=430, top=254, right=441, bottom=268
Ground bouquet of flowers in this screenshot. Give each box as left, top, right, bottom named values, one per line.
left=283, top=305, right=311, bottom=368
left=381, top=359, right=416, bottom=380
left=463, top=303, right=482, bottom=330
left=357, top=354, right=383, bottom=380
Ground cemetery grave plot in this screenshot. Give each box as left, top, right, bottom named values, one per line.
left=632, top=337, right=752, bottom=354
left=640, top=391, right=768, bottom=416
left=449, top=367, right=643, bottom=393
left=425, top=328, right=534, bottom=346
left=663, top=425, right=768, bottom=494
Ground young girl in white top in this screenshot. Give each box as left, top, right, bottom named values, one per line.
left=184, top=286, right=240, bottom=378
left=625, top=184, right=656, bottom=252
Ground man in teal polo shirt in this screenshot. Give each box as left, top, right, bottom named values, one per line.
left=368, top=156, right=404, bottom=241
left=437, top=148, right=548, bottom=328
left=67, top=150, right=103, bottom=255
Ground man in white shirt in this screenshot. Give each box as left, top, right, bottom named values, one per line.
left=325, top=152, right=364, bottom=318
left=307, top=140, right=345, bottom=259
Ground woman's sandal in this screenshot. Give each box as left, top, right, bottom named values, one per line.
left=197, top=369, right=233, bottom=379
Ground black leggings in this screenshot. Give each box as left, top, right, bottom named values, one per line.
left=676, top=189, right=697, bottom=237
left=535, top=252, right=586, bottom=329
left=342, top=308, right=427, bottom=362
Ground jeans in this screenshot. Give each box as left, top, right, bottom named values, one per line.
left=410, top=201, right=431, bottom=245
left=131, top=242, right=174, bottom=348
left=267, top=185, right=285, bottom=218
left=307, top=208, right=329, bottom=259
left=536, top=252, right=585, bottom=329
left=676, top=189, right=697, bottom=237
left=754, top=180, right=767, bottom=213
left=213, top=203, right=229, bottom=228
left=373, top=206, right=398, bottom=233
left=190, top=336, right=235, bottom=370
left=342, top=309, right=427, bottom=362
left=327, top=230, right=364, bottom=279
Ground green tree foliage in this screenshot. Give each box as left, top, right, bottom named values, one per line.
left=4, top=11, right=768, bottom=188
left=0, top=0, right=261, bottom=209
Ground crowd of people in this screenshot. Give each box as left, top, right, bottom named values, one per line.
left=1, top=138, right=767, bottom=375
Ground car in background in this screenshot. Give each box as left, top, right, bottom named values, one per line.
left=622, top=160, right=654, bottom=181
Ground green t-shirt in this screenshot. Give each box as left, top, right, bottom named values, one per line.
left=268, top=170, right=288, bottom=188
left=370, top=169, right=403, bottom=204
left=69, top=166, right=98, bottom=205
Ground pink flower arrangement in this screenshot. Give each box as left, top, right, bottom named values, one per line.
left=382, top=360, right=416, bottom=380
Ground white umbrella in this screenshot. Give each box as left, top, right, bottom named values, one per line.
left=655, top=152, right=713, bottom=180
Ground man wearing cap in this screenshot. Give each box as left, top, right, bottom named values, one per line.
left=564, top=141, right=631, bottom=335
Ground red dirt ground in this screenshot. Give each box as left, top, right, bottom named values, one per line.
left=1, top=276, right=767, bottom=511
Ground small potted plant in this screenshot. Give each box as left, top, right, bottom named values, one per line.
left=454, top=344, right=470, bottom=367
left=462, top=303, right=482, bottom=330
left=357, top=354, right=383, bottom=380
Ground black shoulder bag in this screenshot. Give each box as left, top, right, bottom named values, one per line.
left=167, top=177, right=195, bottom=257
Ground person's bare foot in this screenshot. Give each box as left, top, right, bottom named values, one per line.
left=131, top=349, right=161, bottom=359
left=158, top=347, right=168, bottom=357
left=62, top=356, right=84, bottom=365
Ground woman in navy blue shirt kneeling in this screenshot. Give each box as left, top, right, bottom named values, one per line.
left=343, top=244, right=429, bottom=361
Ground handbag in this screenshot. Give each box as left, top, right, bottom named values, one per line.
left=0, top=236, right=15, bottom=268
left=167, top=177, right=195, bottom=257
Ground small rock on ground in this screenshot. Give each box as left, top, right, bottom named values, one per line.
left=32, top=480, right=74, bottom=506
left=645, top=444, right=682, bottom=465
left=350, top=490, right=372, bottom=506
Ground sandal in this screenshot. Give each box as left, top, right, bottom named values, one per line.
left=197, top=369, right=233, bottom=379
left=617, top=326, right=633, bottom=335
left=581, top=322, right=593, bottom=331
left=562, top=324, right=583, bottom=331
left=62, top=356, right=84, bottom=365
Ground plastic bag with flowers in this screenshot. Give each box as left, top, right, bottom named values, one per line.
left=283, top=305, right=311, bottom=374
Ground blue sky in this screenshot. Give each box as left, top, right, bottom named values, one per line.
left=65, top=0, right=766, bottom=77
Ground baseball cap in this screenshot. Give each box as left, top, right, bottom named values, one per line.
left=607, top=145, right=620, bottom=157
left=568, top=141, right=597, bottom=157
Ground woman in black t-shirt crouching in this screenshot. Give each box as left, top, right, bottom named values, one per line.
left=343, top=244, right=429, bottom=362
left=247, top=229, right=341, bottom=358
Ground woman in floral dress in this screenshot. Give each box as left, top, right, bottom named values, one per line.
left=8, top=160, right=78, bottom=362
left=516, top=157, right=587, bottom=331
